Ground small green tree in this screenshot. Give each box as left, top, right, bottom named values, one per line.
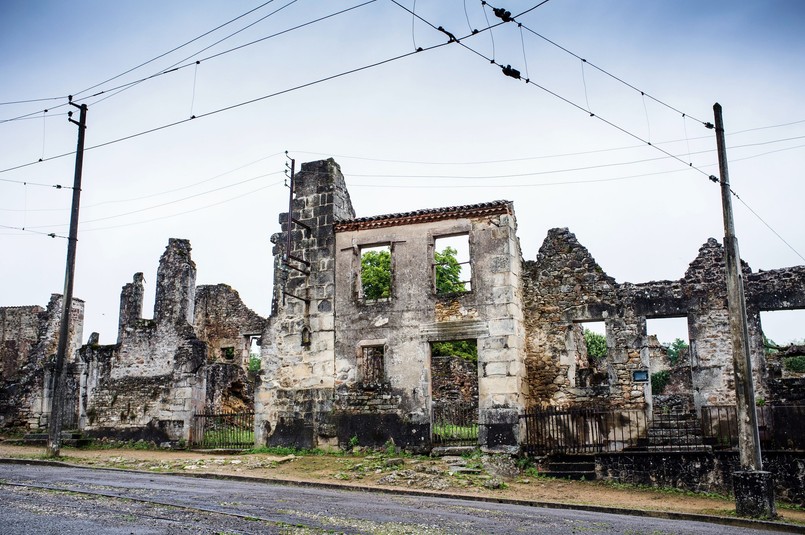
left=361, top=249, right=391, bottom=300
left=583, top=329, right=607, bottom=360
left=651, top=370, right=671, bottom=394
left=665, top=338, right=689, bottom=365
left=434, top=246, right=466, bottom=294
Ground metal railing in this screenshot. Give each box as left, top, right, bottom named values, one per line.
left=520, top=407, right=649, bottom=455
left=190, top=411, right=254, bottom=449
left=432, top=401, right=478, bottom=446
left=701, top=404, right=805, bottom=451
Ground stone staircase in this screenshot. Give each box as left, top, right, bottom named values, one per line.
left=15, top=430, right=91, bottom=448
left=539, top=454, right=596, bottom=480
left=646, top=411, right=710, bottom=452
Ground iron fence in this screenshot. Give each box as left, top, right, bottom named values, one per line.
left=432, top=401, right=478, bottom=446
left=190, top=411, right=254, bottom=449
left=701, top=404, right=805, bottom=451
left=520, top=407, right=649, bottom=456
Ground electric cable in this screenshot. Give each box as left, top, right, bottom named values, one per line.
left=23, top=171, right=284, bottom=230
left=80, top=181, right=283, bottom=233
left=0, top=223, right=66, bottom=239
left=1, top=0, right=376, bottom=123
left=0, top=1, right=278, bottom=109
left=289, top=127, right=805, bottom=166
left=0, top=40, right=449, bottom=177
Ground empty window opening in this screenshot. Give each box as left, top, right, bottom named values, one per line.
left=434, top=235, right=471, bottom=294
left=430, top=339, right=478, bottom=445
left=646, top=317, right=690, bottom=365
left=360, top=244, right=391, bottom=301
left=760, top=310, right=805, bottom=349
left=574, top=320, right=608, bottom=387
left=359, top=345, right=385, bottom=385
left=247, top=335, right=261, bottom=356
left=220, top=346, right=236, bottom=361
left=247, top=335, right=262, bottom=373
left=646, top=317, right=691, bottom=403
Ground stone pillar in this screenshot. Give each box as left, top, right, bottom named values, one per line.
left=154, top=239, right=196, bottom=327
left=733, top=471, right=776, bottom=519
left=118, top=272, right=144, bottom=340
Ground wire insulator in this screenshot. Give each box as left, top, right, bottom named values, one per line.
left=502, top=64, right=521, bottom=79
left=493, top=7, right=513, bottom=22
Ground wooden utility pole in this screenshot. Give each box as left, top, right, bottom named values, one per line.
left=46, top=99, right=87, bottom=457
left=714, top=102, right=775, bottom=518
left=713, top=102, right=762, bottom=470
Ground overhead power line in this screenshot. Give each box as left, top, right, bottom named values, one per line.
left=0, top=41, right=450, bottom=177
left=0, top=1, right=279, bottom=110
left=391, top=0, right=803, bottom=263
left=0, top=223, right=66, bottom=239
left=0, top=0, right=376, bottom=123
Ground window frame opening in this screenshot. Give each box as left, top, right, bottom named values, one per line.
left=358, top=243, right=392, bottom=303
left=433, top=234, right=472, bottom=296
left=573, top=320, right=609, bottom=388
left=358, top=344, right=385, bottom=387
left=645, top=316, right=692, bottom=406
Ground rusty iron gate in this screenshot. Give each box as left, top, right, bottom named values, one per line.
left=432, top=401, right=478, bottom=446
left=190, top=411, right=254, bottom=449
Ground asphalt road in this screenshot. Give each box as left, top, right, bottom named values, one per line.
left=0, top=463, right=787, bottom=534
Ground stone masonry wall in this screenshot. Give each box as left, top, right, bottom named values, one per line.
left=333, top=201, right=525, bottom=452
left=524, top=230, right=803, bottom=413
left=80, top=239, right=206, bottom=442
left=255, top=159, right=355, bottom=448
left=0, top=295, right=83, bottom=430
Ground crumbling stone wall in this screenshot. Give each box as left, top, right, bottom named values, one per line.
left=255, top=160, right=526, bottom=452
left=524, top=230, right=805, bottom=412
left=195, top=284, right=265, bottom=368
left=333, top=201, right=525, bottom=451
left=255, top=159, right=355, bottom=447
left=80, top=239, right=207, bottom=442
left=0, top=295, right=84, bottom=430
left=523, top=228, right=634, bottom=409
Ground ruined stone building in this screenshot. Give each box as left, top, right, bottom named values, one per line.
left=2, top=157, right=803, bottom=452
left=77, top=239, right=266, bottom=442
left=523, top=229, right=805, bottom=415
left=254, top=158, right=805, bottom=451
left=255, top=159, right=524, bottom=451
left=0, top=295, right=83, bottom=430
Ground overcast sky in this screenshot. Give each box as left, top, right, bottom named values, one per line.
left=1, top=0, right=804, bottom=345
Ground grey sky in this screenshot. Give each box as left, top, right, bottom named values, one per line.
left=1, top=1, right=804, bottom=344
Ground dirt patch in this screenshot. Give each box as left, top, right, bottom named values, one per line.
left=1, top=443, right=803, bottom=525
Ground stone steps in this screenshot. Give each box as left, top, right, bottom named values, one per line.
left=540, top=455, right=596, bottom=481
left=15, top=431, right=91, bottom=448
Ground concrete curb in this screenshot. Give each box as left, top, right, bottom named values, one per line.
left=1, top=457, right=803, bottom=533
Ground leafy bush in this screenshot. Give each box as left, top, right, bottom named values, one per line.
left=651, top=370, right=671, bottom=394
left=584, top=329, right=607, bottom=360
left=431, top=340, right=477, bottom=362
left=784, top=355, right=805, bottom=373
left=248, top=354, right=261, bottom=373
left=360, top=249, right=392, bottom=300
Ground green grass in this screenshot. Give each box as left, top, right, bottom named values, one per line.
left=198, top=428, right=254, bottom=448
left=432, top=423, right=478, bottom=440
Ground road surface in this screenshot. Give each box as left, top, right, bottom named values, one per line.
left=0, top=463, right=784, bottom=534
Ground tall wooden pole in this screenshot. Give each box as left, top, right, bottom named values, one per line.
left=713, top=102, right=763, bottom=471
left=46, top=100, right=87, bottom=457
